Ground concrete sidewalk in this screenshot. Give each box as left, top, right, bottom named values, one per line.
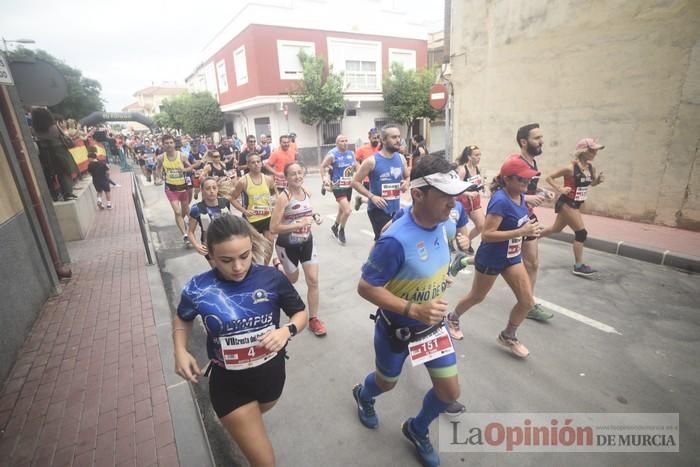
left=0, top=168, right=212, bottom=467
left=534, top=207, right=700, bottom=272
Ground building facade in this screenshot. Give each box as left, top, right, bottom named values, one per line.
left=446, top=0, right=700, bottom=229
left=185, top=0, right=433, bottom=159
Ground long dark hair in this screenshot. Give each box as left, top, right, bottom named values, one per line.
left=31, top=108, right=56, bottom=133
left=457, top=145, right=479, bottom=165
left=206, top=214, right=270, bottom=264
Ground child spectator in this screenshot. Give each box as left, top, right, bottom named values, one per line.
left=87, top=149, right=112, bottom=209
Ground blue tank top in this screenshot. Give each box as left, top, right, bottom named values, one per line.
left=368, top=152, right=404, bottom=215
left=328, top=148, right=356, bottom=190
left=475, top=189, right=530, bottom=269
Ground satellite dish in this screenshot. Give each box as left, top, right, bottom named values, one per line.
left=9, top=58, right=68, bottom=106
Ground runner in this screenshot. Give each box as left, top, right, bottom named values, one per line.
left=155, top=134, right=194, bottom=243
left=353, top=128, right=381, bottom=211
left=264, top=135, right=296, bottom=193
left=351, top=125, right=409, bottom=240
left=270, top=161, right=327, bottom=337
left=446, top=157, right=542, bottom=358
left=351, top=155, right=470, bottom=467
left=238, top=135, right=261, bottom=176
left=87, top=151, right=112, bottom=210
left=173, top=214, right=307, bottom=467
left=321, top=134, right=359, bottom=245
left=200, top=150, right=228, bottom=180
left=540, top=138, right=606, bottom=276
left=455, top=144, right=486, bottom=254
left=409, top=134, right=428, bottom=171
left=187, top=177, right=232, bottom=266
left=230, top=153, right=277, bottom=263
left=188, top=145, right=207, bottom=200
left=511, top=123, right=554, bottom=321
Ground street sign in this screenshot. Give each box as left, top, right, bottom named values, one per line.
left=0, top=54, right=14, bottom=85
left=429, top=83, right=448, bottom=110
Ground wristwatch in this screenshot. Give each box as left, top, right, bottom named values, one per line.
left=286, top=323, right=298, bottom=337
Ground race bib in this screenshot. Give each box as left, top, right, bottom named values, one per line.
left=408, top=326, right=455, bottom=367
left=219, top=325, right=277, bottom=370
left=467, top=174, right=482, bottom=188
left=381, top=183, right=401, bottom=200
left=290, top=223, right=311, bottom=243
left=574, top=186, right=588, bottom=202
left=252, top=205, right=270, bottom=216
left=507, top=236, right=523, bottom=258
left=337, top=176, right=352, bottom=188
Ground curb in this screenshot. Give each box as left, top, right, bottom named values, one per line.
left=139, top=185, right=215, bottom=467
left=548, top=232, right=700, bottom=273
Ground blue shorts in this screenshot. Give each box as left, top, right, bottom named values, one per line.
left=373, top=318, right=457, bottom=381
left=474, top=259, right=521, bottom=276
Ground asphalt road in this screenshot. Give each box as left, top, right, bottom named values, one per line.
left=141, top=172, right=700, bottom=467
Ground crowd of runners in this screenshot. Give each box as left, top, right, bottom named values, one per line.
left=159, top=123, right=605, bottom=467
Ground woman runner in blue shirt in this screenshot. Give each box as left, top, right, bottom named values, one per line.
left=446, top=157, right=542, bottom=358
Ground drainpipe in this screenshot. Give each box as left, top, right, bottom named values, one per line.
left=0, top=87, right=72, bottom=278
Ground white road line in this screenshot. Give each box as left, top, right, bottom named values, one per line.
left=361, top=229, right=375, bottom=238
left=535, top=297, right=622, bottom=335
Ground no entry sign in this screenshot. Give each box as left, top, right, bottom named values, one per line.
left=429, top=83, right=448, bottom=110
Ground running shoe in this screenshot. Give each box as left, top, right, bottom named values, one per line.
left=183, top=235, right=189, bottom=244
left=331, top=224, right=339, bottom=240
left=526, top=303, right=553, bottom=321
left=338, top=228, right=346, bottom=245
left=97, top=200, right=104, bottom=210
left=572, top=264, right=596, bottom=277
left=444, top=400, right=466, bottom=417
left=321, top=185, right=326, bottom=196
left=352, top=384, right=378, bottom=429
left=113, top=183, right=122, bottom=188
left=401, top=418, right=440, bottom=467
left=497, top=332, right=530, bottom=358
left=308, top=317, right=327, bottom=336
left=106, top=203, right=112, bottom=210
left=448, top=252, right=469, bottom=276
left=446, top=312, right=464, bottom=340
left=193, top=192, right=199, bottom=200
left=354, top=196, right=363, bottom=211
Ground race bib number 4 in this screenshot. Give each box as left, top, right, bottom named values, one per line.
left=507, top=236, right=523, bottom=258
left=574, top=186, right=589, bottom=202
left=381, top=183, right=401, bottom=200
left=219, top=325, right=277, bottom=370
left=408, top=326, right=455, bottom=367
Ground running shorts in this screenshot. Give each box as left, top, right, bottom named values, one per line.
left=249, top=216, right=271, bottom=235
left=275, top=239, right=317, bottom=273
left=554, top=195, right=583, bottom=213
left=368, top=208, right=394, bottom=241
left=334, top=188, right=352, bottom=202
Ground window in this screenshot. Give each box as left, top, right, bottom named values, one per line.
left=327, top=38, right=381, bottom=92
left=321, top=120, right=341, bottom=144
left=346, top=109, right=357, bottom=117
left=277, top=40, right=315, bottom=80
left=216, top=60, right=228, bottom=93
left=345, top=60, right=378, bottom=91
left=233, top=46, right=248, bottom=86
left=389, top=48, right=416, bottom=71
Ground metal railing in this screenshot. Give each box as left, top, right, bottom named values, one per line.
left=131, top=172, right=154, bottom=265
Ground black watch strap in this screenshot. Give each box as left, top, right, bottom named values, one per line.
left=286, top=323, right=298, bottom=337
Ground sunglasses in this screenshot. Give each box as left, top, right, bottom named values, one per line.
left=468, top=145, right=479, bottom=150
left=512, top=176, right=531, bottom=184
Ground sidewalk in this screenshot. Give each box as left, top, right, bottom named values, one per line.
left=535, top=207, right=700, bottom=272
left=0, top=168, right=206, bottom=467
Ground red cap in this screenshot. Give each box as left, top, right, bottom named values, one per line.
left=500, top=156, right=540, bottom=178
left=575, top=138, right=605, bottom=151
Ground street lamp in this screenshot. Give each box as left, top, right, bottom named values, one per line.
left=2, top=38, right=36, bottom=52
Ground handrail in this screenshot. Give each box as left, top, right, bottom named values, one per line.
left=131, top=172, right=154, bottom=265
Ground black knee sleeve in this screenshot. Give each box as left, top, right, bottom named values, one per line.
left=574, top=229, right=588, bottom=243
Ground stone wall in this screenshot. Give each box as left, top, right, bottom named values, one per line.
left=449, top=0, right=700, bottom=229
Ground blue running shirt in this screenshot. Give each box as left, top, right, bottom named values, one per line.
left=328, top=147, right=356, bottom=190
left=368, top=152, right=404, bottom=215
left=178, top=265, right=305, bottom=368
left=362, top=210, right=450, bottom=327
left=475, top=189, right=530, bottom=269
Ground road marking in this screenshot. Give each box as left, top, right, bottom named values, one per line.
left=535, top=297, right=622, bottom=335
left=361, top=229, right=375, bottom=238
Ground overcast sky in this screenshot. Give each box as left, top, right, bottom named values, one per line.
left=0, top=0, right=443, bottom=111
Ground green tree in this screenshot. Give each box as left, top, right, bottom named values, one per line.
left=159, top=92, right=223, bottom=135
left=290, top=51, right=345, bottom=165
left=382, top=63, right=440, bottom=143
left=7, top=48, right=104, bottom=119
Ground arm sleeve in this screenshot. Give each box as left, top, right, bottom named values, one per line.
left=275, top=270, right=306, bottom=317
left=361, top=237, right=405, bottom=286
left=177, top=281, right=199, bottom=321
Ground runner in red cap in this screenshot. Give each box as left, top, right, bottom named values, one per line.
left=447, top=157, right=542, bottom=358
left=540, top=138, right=606, bottom=276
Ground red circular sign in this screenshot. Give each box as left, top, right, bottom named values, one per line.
left=429, top=83, right=448, bottom=110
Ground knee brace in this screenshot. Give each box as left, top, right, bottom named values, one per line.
left=574, top=229, right=588, bottom=243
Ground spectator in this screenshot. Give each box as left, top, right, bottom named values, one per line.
left=31, top=107, right=78, bottom=201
